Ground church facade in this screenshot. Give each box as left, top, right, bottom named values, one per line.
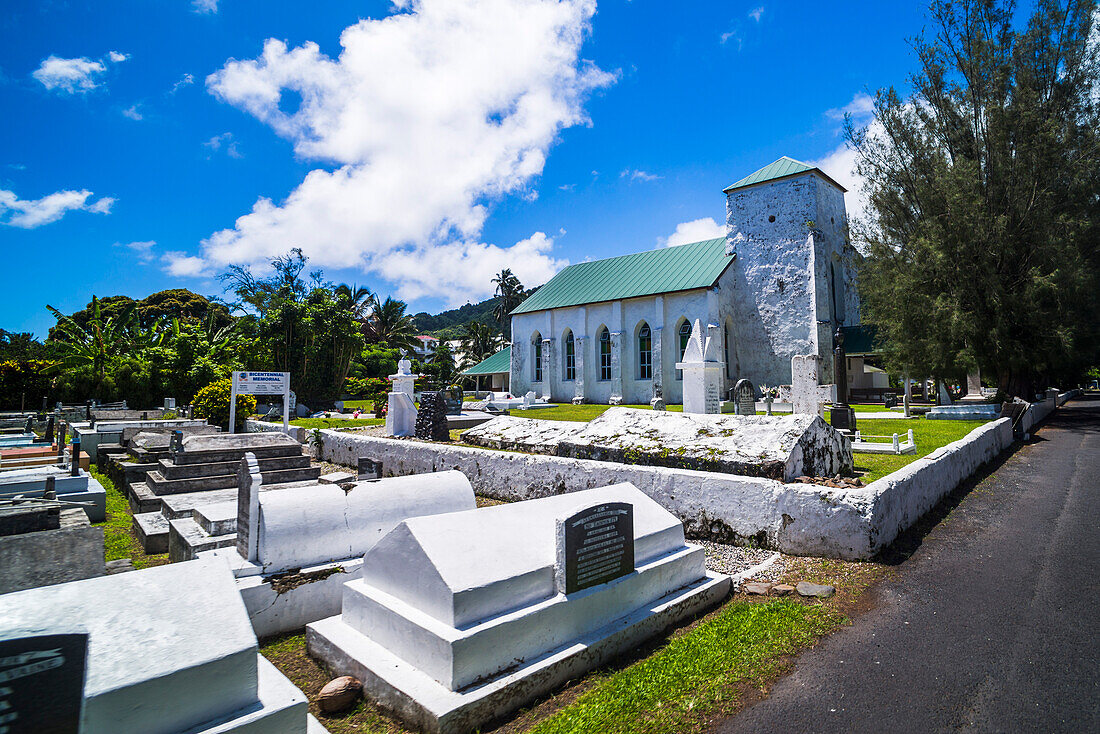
left=507, top=157, right=861, bottom=405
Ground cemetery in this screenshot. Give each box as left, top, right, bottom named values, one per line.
left=3, top=2, right=1097, bottom=725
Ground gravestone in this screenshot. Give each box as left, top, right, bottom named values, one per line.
left=734, top=379, right=755, bottom=415
left=389, top=358, right=415, bottom=397
left=959, top=370, right=985, bottom=403
left=0, top=633, right=88, bottom=733
left=555, top=502, right=634, bottom=594
left=414, top=392, right=450, bottom=441
left=791, top=355, right=836, bottom=416
left=675, top=319, right=724, bottom=414
left=650, top=386, right=666, bottom=411
left=385, top=392, right=416, bottom=437
left=829, top=327, right=856, bottom=431
left=236, top=453, right=261, bottom=563
left=306, top=483, right=729, bottom=734
left=357, top=457, right=383, bottom=480
left=938, top=381, right=953, bottom=405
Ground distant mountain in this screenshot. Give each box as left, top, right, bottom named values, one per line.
left=412, top=286, right=540, bottom=340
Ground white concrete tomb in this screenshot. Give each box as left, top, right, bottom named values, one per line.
left=0, top=556, right=322, bottom=734
left=306, top=483, right=730, bottom=734
left=199, top=455, right=476, bottom=637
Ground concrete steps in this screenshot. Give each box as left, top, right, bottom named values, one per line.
left=134, top=512, right=170, bottom=554
left=146, top=465, right=321, bottom=495
left=157, top=452, right=311, bottom=480
left=169, top=517, right=237, bottom=562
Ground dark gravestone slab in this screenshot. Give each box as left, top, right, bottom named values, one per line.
left=414, top=392, right=450, bottom=442
left=443, top=386, right=464, bottom=416
left=734, top=379, right=755, bottom=416
left=0, top=633, right=88, bottom=734
left=358, top=457, right=383, bottom=480
left=555, top=502, right=634, bottom=594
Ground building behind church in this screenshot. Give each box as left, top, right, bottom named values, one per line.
left=502, top=157, right=861, bottom=405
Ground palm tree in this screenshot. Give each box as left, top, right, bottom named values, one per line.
left=335, top=283, right=373, bottom=322
left=429, top=341, right=457, bottom=384
left=365, top=295, right=419, bottom=353
left=491, top=269, right=524, bottom=341
left=458, top=321, right=502, bottom=370
left=46, top=296, right=138, bottom=392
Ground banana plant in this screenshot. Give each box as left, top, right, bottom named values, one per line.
left=45, top=296, right=138, bottom=388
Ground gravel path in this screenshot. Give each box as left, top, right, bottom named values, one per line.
left=699, top=541, right=785, bottom=581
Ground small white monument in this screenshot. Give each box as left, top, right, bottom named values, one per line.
left=385, top=359, right=418, bottom=437
left=958, top=369, right=985, bottom=403
left=675, top=319, right=724, bottom=414
left=306, top=483, right=730, bottom=734
left=790, top=355, right=836, bottom=416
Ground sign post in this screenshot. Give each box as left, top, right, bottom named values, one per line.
left=230, top=371, right=291, bottom=434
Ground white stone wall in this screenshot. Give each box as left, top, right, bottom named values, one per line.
left=310, top=411, right=1037, bottom=559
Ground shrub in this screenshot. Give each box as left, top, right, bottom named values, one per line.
left=192, top=378, right=256, bottom=431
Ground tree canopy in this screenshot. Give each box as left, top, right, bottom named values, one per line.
left=849, top=0, right=1100, bottom=396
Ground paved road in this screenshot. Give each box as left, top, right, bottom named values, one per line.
left=718, top=395, right=1100, bottom=734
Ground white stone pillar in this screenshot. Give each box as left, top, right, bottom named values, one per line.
left=609, top=331, right=624, bottom=405
left=651, top=326, right=663, bottom=399
left=573, top=336, right=587, bottom=404
left=903, top=372, right=911, bottom=417
left=540, top=338, right=553, bottom=401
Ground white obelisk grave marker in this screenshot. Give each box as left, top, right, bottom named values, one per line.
left=675, top=319, right=724, bottom=414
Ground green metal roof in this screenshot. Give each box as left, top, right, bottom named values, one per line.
left=841, top=324, right=879, bottom=355
left=462, top=346, right=511, bottom=376
left=723, top=156, right=846, bottom=193
left=511, top=237, right=731, bottom=315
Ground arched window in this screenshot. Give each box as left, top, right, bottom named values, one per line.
left=676, top=319, right=691, bottom=380
left=563, top=331, right=575, bottom=381
left=598, top=328, right=611, bottom=381
left=637, top=323, right=652, bottom=380
left=531, top=332, right=543, bottom=382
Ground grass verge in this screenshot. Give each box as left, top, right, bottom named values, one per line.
left=853, top=418, right=988, bottom=482
left=89, top=467, right=168, bottom=569
left=291, top=417, right=384, bottom=430
left=261, top=558, right=885, bottom=734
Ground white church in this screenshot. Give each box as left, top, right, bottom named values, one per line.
left=470, top=156, right=862, bottom=405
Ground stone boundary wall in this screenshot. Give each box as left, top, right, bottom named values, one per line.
left=243, top=393, right=1074, bottom=560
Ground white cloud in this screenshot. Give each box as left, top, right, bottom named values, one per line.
left=118, top=240, right=156, bottom=263
left=32, top=51, right=128, bottom=93
left=812, top=142, right=868, bottom=232
left=200, top=0, right=612, bottom=305
left=163, top=251, right=208, bottom=277
left=204, top=132, right=242, bottom=158
left=0, top=188, right=114, bottom=228
left=620, top=168, right=661, bottom=182
left=192, top=0, right=219, bottom=14
left=171, top=73, right=195, bottom=93
left=720, top=30, right=740, bottom=47
left=657, top=217, right=725, bottom=248
left=748, top=6, right=765, bottom=22
left=33, top=56, right=106, bottom=93
left=826, top=92, right=874, bottom=123
left=122, top=104, right=143, bottom=121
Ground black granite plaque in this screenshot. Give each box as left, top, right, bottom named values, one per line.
left=557, top=502, right=634, bottom=594
left=0, top=633, right=87, bottom=733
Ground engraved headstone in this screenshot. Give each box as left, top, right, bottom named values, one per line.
left=236, top=453, right=262, bottom=562
left=357, top=457, right=383, bottom=480
left=0, top=633, right=88, bottom=734
left=675, top=319, right=724, bottom=414
left=791, top=354, right=836, bottom=416
left=734, top=379, right=755, bottom=416
left=555, top=502, right=634, bottom=594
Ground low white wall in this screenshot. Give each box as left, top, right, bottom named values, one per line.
left=239, top=560, right=362, bottom=640
left=865, top=418, right=1013, bottom=554
left=248, top=393, right=1075, bottom=560
left=318, top=429, right=875, bottom=559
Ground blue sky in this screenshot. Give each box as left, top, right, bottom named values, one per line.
left=0, top=1, right=927, bottom=338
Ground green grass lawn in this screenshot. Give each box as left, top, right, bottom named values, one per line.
left=843, top=403, right=903, bottom=413
left=290, top=417, right=384, bottom=430
left=852, top=418, right=988, bottom=482
left=90, top=467, right=168, bottom=569
left=339, top=399, right=374, bottom=410
left=510, top=403, right=683, bottom=422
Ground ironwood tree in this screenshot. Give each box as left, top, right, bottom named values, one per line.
left=848, top=0, right=1100, bottom=397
